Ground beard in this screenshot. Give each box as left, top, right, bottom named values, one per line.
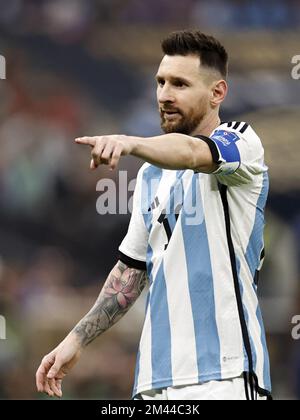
left=160, top=103, right=208, bottom=135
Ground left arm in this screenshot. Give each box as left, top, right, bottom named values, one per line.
left=75, top=133, right=217, bottom=173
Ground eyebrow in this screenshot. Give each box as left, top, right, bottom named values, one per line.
left=155, top=75, right=192, bottom=85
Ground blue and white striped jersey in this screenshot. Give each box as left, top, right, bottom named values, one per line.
left=118, top=121, right=271, bottom=399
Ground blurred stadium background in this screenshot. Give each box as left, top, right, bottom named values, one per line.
left=0, top=0, right=299, bottom=400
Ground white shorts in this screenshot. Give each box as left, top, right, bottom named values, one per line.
left=135, top=376, right=267, bottom=401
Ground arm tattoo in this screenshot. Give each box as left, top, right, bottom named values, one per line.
left=73, top=261, right=147, bottom=347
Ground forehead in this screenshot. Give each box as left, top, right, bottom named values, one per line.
left=157, top=54, right=202, bottom=80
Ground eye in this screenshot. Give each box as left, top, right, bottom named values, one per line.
left=157, top=78, right=165, bottom=87
left=173, top=80, right=187, bottom=88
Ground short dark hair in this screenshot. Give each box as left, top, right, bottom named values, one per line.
left=161, top=30, right=228, bottom=79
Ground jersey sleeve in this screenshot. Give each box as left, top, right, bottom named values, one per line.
left=196, top=122, right=268, bottom=186
left=118, top=165, right=149, bottom=270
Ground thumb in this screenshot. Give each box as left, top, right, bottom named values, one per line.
left=47, top=359, right=62, bottom=379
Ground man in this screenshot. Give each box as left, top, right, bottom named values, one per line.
left=36, top=30, right=271, bottom=400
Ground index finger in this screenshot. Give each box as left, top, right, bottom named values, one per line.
left=75, top=137, right=96, bottom=147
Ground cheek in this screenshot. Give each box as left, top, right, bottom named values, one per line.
left=176, top=93, right=194, bottom=112
left=184, top=89, right=208, bottom=108
left=197, top=91, right=210, bottom=109
left=181, top=97, right=204, bottom=117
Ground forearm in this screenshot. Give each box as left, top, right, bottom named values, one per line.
left=70, top=261, right=147, bottom=347
left=131, top=133, right=216, bottom=173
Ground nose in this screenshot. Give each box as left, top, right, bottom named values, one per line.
left=158, top=83, right=175, bottom=105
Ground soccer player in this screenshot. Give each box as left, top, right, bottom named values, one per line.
left=36, top=30, right=272, bottom=400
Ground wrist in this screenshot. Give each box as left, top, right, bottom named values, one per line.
left=65, top=330, right=85, bottom=349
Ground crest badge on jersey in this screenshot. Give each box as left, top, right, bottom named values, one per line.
left=211, top=130, right=240, bottom=146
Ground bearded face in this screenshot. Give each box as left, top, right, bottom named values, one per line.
left=160, top=96, right=208, bottom=135
left=156, top=55, right=213, bottom=136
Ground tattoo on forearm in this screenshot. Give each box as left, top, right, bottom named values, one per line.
left=73, top=261, right=147, bottom=347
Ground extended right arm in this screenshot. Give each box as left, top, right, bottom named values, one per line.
left=36, top=260, right=147, bottom=397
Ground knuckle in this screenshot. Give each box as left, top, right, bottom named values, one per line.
left=99, top=136, right=107, bottom=146
left=54, top=358, right=62, bottom=367
left=94, top=138, right=101, bottom=147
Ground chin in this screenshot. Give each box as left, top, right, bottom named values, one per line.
left=161, top=124, right=190, bottom=135
left=162, top=125, right=176, bottom=134
left=161, top=121, right=180, bottom=134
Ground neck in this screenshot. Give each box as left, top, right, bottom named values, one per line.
left=192, top=111, right=221, bottom=137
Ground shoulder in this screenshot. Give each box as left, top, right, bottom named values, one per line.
left=215, top=121, right=264, bottom=154
left=218, top=121, right=250, bottom=135
left=216, top=121, right=262, bottom=144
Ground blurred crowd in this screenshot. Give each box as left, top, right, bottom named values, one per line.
left=0, top=0, right=300, bottom=39
left=0, top=0, right=300, bottom=400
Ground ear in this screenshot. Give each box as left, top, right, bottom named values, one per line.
left=210, top=80, right=228, bottom=107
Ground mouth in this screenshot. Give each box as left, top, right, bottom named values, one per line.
left=162, top=110, right=181, bottom=119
